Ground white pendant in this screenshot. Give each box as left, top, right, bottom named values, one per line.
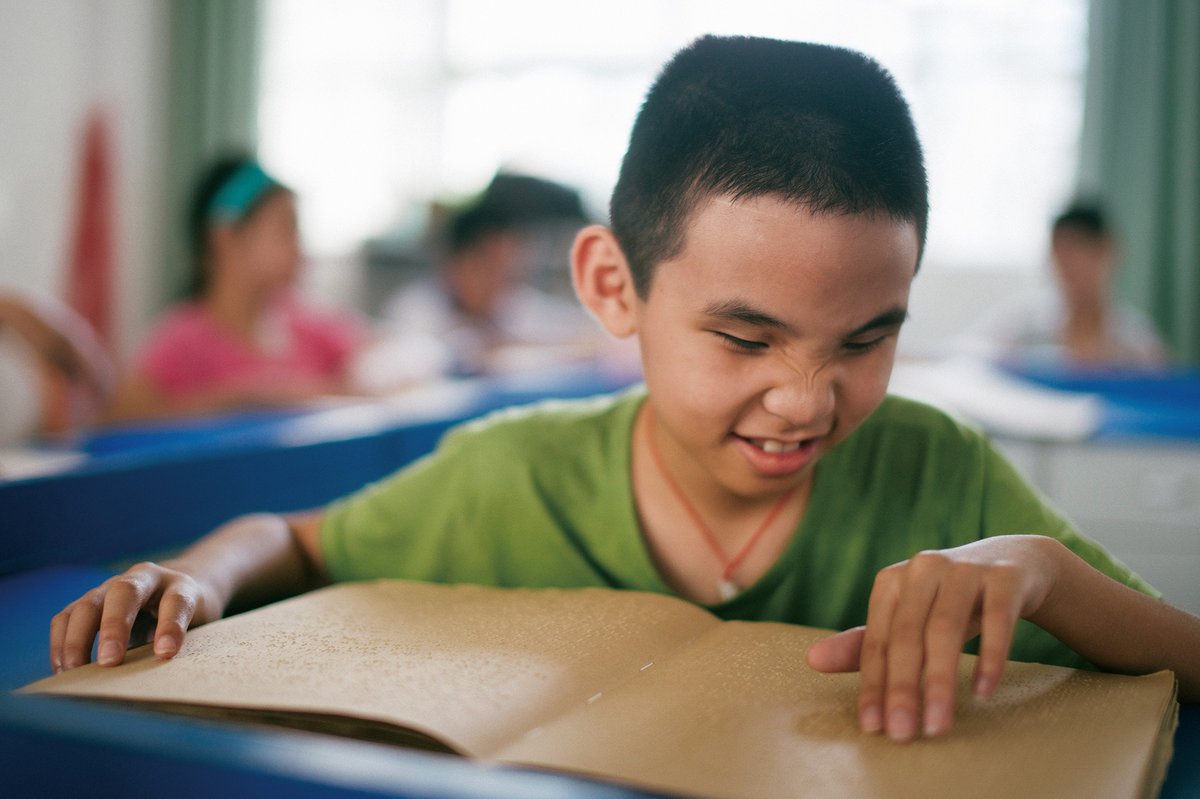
left=717, top=578, right=740, bottom=602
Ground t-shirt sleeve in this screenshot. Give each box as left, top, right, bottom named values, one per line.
left=319, top=426, right=486, bottom=583
left=318, top=398, right=638, bottom=591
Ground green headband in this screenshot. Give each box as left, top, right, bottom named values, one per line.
left=207, top=162, right=282, bottom=222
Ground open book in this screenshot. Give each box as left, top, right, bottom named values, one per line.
left=22, top=581, right=1177, bottom=799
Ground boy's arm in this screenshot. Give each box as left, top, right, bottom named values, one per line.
left=1031, top=542, right=1200, bottom=693
left=49, top=511, right=328, bottom=673
left=807, top=535, right=1200, bottom=742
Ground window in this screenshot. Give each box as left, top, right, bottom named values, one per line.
left=260, top=0, right=1086, bottom=273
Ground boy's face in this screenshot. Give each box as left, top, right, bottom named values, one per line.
left=1051, top=228, right=1114, bottom=309
left=634, top=195, right=918, bottom=504
left=445, top=231, right=525, bottom=320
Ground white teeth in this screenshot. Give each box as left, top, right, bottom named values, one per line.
left=759, top=439, right=801, bottom=454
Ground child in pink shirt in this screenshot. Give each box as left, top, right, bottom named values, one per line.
left=109, top=157, right=367, bottom=420
left=137, top=295, right=362, bottom=405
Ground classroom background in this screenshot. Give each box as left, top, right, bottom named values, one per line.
left=1, top=2, right=1198, bottom=796
left=1, top=0, right=1197, bottom=601
left=2, top=0, right=1196, bottom=364
left=4, top=0, right=1196, bottom=597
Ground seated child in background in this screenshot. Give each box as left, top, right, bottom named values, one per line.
left=959, top=201, right=1168, bottom=369
left=52, top=37, right=1200, bottom=745
left=105, top=156, right=368, bottom=422
left=377, top=172, right=608, bottom=379
left=0, top=292, right=113, bottom=446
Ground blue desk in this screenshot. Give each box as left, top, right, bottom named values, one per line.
left=0, top=367, right=639, bottom=575
left=1, top=566, right=1196, bottom=798
left=1002, top=364, right=1200, bottom=441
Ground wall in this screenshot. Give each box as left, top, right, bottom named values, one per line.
left=0, top=2, right=1053, bottom=361
left=0, top=0, right=168, bottom=357
left=901, top=265, right=1048, bottom=357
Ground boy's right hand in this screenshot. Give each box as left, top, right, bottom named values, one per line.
left=49, top=561, right=221, bottom=673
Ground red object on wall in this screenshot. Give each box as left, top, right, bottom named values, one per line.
left=66, top=110, right=115, bottom=346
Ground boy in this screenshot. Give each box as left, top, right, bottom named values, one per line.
left=379, top=171, right=599, bottom=378
left=963, top=201, right=1168, bottom=367
left=50, top=36, right=1199, bottom=745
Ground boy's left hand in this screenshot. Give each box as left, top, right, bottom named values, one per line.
left=806, top=535, right=1063, bottom=743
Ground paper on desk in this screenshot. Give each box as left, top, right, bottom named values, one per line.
left=890, top=357, right=1103, bottom=441
left=0, top=446, right=87, bottom=481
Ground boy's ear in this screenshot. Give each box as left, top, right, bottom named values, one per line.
left=571, top=225, right=640, bottom=339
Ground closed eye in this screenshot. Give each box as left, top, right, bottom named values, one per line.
left=843, top=335, right=891, bottom=355
left=714, top=331, right=768, bottom=353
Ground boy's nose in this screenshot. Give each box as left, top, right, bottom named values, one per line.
left=760, top=368, right=836, bottom=429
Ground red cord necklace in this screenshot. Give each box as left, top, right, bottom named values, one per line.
left=645, top=408, right=801, bottom=602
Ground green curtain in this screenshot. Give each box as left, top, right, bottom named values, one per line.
left=163, top=0, right=263, bottom=303
left=1078, top=0, right=1200, bottom=364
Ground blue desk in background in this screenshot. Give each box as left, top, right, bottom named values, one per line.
left=2, top=364, right=1197, bottom=797
left=1004, top=364, right=1200, bottom=441
left=0, top=366, right=638, bottom=576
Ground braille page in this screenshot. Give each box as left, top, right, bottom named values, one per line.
left=497, top=620, right=1178, bottom=799
left=22, top=581, right=719, bottom=758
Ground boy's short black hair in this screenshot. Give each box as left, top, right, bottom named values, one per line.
left=610, top=36, right=928, bottom=296
left=1052, top=201, right=1110, bottom=239
left=446, top=202, right=517, bottom=255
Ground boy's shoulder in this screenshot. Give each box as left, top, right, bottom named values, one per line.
left=443, top=385, right=646, bottom=456
left=850, top=394, right=990, bottom=455
left=821, top=395, right=1002, bottom=508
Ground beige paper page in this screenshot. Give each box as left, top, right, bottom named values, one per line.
left=24, top=581, right=719, bottom=757
left=498, top=620, right=1177, bottom=799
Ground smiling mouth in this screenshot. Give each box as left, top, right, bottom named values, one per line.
left=740, top=436, right=810, bottom=453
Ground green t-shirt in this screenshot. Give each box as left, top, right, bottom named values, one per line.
left=322, top=389, right=1157, bottom=668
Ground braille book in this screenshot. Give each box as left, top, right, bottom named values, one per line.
left=22, top=581, right=1178, bottom=799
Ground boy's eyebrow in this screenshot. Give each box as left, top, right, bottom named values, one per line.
left=702, top=300, right=792, bottom=331
left=846, top=306, right=909, bottom=337
left=702, top=300, right=909, bottom=337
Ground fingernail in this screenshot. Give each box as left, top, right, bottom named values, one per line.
left=923, top=702, right=949, bottom=737
left=97, top=640, right=121, bottom=666
left=974, top=673, right=994, bottom=698
left=860, top=705, right=883, bottom=734
left=154, top=635, right=177, bottom=657
left=887, top=708, right=916, bottom=742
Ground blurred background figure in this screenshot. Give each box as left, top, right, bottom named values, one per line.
left=959, top=201, right=1168, bottom=369
left=371, top=172, right=606, bottom=380
left=106, top=156, right=369, bottom=421
left=0, top=292, right=113, bottom=445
